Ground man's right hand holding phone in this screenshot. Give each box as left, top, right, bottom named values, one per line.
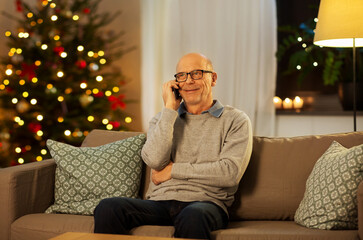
left=162, top=80, right=182, bottom=110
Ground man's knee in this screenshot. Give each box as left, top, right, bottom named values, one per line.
left=94, top=197, right=127, bottom=217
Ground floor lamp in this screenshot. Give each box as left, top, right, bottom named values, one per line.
left=314, top=0, right=363, bottom=132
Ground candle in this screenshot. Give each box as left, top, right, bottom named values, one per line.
left=293, top=96, right=304, bottom=109
left=283, top=98, right=293, bottom=109
left=273, top=96, right=282, bottom=109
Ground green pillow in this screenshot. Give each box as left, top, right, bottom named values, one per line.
left=45, top=134, right=146, bottom=215
left=295, top=141, right=363, bottom=229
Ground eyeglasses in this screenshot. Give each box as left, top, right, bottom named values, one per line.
left=174, top=69, right=213, bottom=82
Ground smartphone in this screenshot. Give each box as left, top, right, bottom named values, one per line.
left=173, top=87, right=181, bottom=100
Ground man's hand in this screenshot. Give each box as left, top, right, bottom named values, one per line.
left=152, top=162, right=173, bottom=185
left=162, top=80, right=181, bottom=110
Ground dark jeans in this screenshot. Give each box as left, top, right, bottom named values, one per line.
left=94, top=197, right=228, bottom=239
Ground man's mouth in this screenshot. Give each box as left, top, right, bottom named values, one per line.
left=183, top=89, right=198, bottom=93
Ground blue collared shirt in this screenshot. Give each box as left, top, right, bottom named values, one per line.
left=177, top=100, right=224, bottom=118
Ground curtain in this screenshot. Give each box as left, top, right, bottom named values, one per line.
left=141, top=0, right=277, bottom=136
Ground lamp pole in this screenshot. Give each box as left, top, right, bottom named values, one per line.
left=353, top=38, right=357, bottom=132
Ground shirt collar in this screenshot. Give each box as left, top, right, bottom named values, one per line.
left=177, top=100, right=224, bottom=118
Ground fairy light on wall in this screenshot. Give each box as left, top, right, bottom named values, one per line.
left=77, top=45, right=84, bottom=51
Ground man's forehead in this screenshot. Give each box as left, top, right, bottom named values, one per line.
left=176, top=57, right=206, bottom=72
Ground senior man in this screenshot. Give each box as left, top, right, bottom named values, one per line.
left=94, top=52, right=252, bottom=239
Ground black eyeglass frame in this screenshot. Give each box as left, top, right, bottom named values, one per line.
left=174, top=69, right=214, bottom=82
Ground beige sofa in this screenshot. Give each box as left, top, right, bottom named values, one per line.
left=1, top=129, right=363, bottom=240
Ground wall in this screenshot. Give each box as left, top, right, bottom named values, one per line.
left=275, top=114, right=363, bottom=137
left=0, top=0, right=142, bottom=131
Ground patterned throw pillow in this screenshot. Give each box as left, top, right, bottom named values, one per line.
left=294, top=141, right=363, bottom=229
left=45, top=134, right=146, bottom=215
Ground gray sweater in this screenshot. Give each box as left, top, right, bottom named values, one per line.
left=141, top=103, right=253, bottom=214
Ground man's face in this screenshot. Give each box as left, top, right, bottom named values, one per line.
left=176, top=55, right=216, bottom=108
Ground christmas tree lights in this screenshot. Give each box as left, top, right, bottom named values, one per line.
left=0, top=0, right=132, bottom=167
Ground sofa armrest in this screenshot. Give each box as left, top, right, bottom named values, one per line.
left=0, top=159, right=56, bottom=240
left=358, top=180, right=363, bottom=239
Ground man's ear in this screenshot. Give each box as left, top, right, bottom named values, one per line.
left=211, top=72, right=217, bottom=86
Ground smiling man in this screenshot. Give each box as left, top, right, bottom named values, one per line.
left=94, top=53, right=253, bottom=240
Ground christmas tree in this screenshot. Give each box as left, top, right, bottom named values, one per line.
left=0, top=0, right=131, bottom=167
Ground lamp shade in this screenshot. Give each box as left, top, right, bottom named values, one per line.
left=314, top=0, right=363, bottom=47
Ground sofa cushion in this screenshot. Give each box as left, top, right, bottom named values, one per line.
left=11, top=215, right=358, bottom=240
left=295, top=141, right=363, bottom=229
left=11, top=214, right=94, bottom=240
left=229, top=131, right=363, bottom=221
left=212, top=221, right=358, bottom=240
left=45, top=134, right=146, bottom=215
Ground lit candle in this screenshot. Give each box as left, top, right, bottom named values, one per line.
left=283, top=98, right=293, bottom=109
left=273, top=96, right=282, bottom=109
left=293, top=96, right=304, bottom=109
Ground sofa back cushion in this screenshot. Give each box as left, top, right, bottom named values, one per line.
left=229, top=131, right=363, bottom=221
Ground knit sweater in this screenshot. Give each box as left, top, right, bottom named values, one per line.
left=141, top=102, right=253, bottom=214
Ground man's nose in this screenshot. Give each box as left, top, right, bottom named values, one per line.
left=185, top=74, right=195, bottom=84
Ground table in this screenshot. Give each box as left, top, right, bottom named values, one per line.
left=50, top=232, right=195, bottom=240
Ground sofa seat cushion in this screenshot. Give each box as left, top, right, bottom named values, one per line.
left=213, top=221, right=358, bottom=240
left=11, top=213, right=94, bottom=240
left=11, top=214, right=358, bottom=240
